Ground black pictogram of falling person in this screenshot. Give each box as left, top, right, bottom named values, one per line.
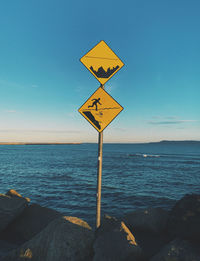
left=88, top=98, right=102, bottom=111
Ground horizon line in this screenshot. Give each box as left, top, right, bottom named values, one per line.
left=0, top=140, right=200, bottom=145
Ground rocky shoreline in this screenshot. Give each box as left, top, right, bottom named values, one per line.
left=0, top=189, right=200, bottom=260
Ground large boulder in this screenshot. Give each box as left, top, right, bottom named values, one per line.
left=166, top=194, right=200, bottom=241
left=0, top=240, right=18, bottom=260
left=0, top=190, right=29, bottom=232
left=1, top=203, right=62, bottom=244
left=123, top=207, right=169, bottom=235
left=123, top=208, right=170, bottom=259
left=150, top=238, right=200, bottom=261
left=130, top=230, right=170, bottom=260
left=93, top=215, right=142, bottom=261
left=2, top=216, right=94, bottom=261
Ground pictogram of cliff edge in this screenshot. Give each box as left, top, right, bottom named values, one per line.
left=90, top=65, right=120, bottom=78
left=83, top=111, right=101, bottom=130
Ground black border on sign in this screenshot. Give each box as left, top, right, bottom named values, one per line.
left=78, top=86, right=124, bottom=133
left=80, top=40, right=125, bottom=85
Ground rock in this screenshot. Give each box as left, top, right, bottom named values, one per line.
left=0, top=203, right=62, bottom=244
left=150, top=238, right=200, bottom=261
left=2, top=216, right=94, bottom=261
left=93, top=215, right=142, bottom=261
left=64, top=216, right=92, bottom=230
left=166, top=194, right=200, bottom=241
left=0, top=192, right=28, bottom=232
left=122, top=208, right=170, bottom=259
left=6, top=189, right=30, bottom=203
left=123, top=207, right=169, bottom=235
left=0, top=240, right=18, bottom=260
left=132, top=230, right=170, bottom=260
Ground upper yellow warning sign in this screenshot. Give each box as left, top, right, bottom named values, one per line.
left=80, top=40, right=124, bottom=85
left=78, top=87, right=123, bottom=132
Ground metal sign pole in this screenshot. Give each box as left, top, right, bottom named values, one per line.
left=96, top=84, right=104, bottom=229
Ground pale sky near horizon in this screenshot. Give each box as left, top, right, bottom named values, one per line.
left=0, top=0, right=200, bottom=143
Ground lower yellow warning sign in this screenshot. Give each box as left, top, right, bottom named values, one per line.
left=78, top=87, right=123, bottom=132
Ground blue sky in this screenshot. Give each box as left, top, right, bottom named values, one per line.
left=0, top=0, right=200, bottom=143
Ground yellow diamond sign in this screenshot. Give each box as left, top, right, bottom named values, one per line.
left=78, top=87, right=123, bottom=132
left=80, top=40, right=124, bottom=85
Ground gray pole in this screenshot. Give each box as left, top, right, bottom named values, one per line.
left=96, top=84, right=104, bottom=229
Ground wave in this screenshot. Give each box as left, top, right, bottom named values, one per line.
left=128, top=153, right=160, bottom=158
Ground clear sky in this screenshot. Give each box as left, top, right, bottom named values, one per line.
left=0, top=0, right=200, bottom=143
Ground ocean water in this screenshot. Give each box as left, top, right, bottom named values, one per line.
left=0, top=142, right=200, bottom=227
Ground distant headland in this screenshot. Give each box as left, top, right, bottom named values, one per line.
left=149, top=140, right=200, bottom=144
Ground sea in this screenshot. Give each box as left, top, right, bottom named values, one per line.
left=0, top=141, right=200, bottom=227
